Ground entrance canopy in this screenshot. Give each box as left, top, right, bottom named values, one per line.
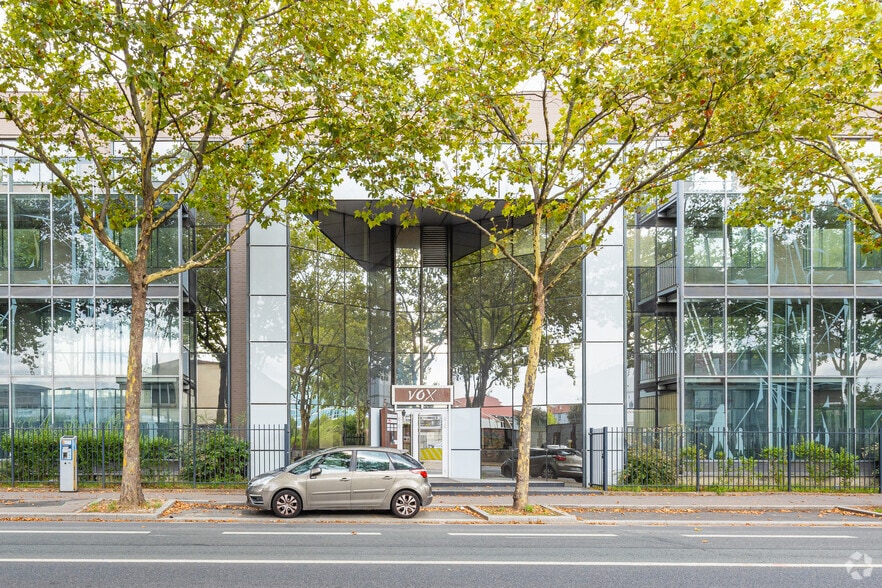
left=310, top=200, right=533, bottom=270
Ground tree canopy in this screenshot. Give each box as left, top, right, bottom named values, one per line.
left=351, top=0, right=836, bottom=509
left=721, top=0, right=882, bottom=251
left=0, top=0, right=430, bottom=506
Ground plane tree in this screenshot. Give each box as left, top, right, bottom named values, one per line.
left=354, top=0, right=833, bottom=509
left=721, top=0, right=882, bottom=250
left=0, top=0, right=431, bottom=507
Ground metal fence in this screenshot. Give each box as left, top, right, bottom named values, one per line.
left=0, top=424, right=289, bottom=487
left=588, top=427, right=882, bottom=492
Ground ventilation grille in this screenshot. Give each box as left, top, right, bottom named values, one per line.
left=421, top=227, right=448, bottom=267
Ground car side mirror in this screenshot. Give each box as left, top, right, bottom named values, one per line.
left=309, top=467, right=322, bottom=479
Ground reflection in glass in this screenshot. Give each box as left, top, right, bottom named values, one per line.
left=726, top=379, right=768, bottom=456
left=770, top=223, right=810, bottom=284
left=97, top=382, right=124, bottom=425
left=11, top=299, right=51, bottom=376
left=11, top=195, right=51, bottom=284
left=770, top=378, right=809, bottom=436
left=771, top=299, right=809, bottom=376
left=52, top=299, right=95, bottom=376
left=142, top=300, right=180, bottom=375
left=856, top=300, right=882, bottom=376
left=727, top=299, right=768, bottom=376
left=727, top=225, right=767, bottom=284
left=95, top=299, right=131, bottom=375
left=813, top=379, right=853, bottom=439
left=683, top=193, right=724, bottom=284
left=54, top=381, right=95, bottom=426
left=812, top=206, right=852, bottom=284
left=52, top=195, right=94, bottom=284
left=683, top=299, right=724, bottom=375
left=813, top=299, right=851, bottom=376
left=684, top=378, right=724, bottom=432
left=12, top=379, right=50, bottom=426
left=855, top=378, right=882, bottom=431
left=857, top=247, right=882, bottom=285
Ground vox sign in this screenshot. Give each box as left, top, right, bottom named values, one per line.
left=392, top=386, right=453, bottom=405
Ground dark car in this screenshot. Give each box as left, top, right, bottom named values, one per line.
left=500, top=445, right=583, bottom=482
left=246, top=446, right=433, bottom=519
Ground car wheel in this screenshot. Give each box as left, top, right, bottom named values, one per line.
left=271, top=489, right=302, bottom=518
left=540, top=465, right=557, bottom=479
left=391, top=490, right=421, bottom=519
left=501, top=465, right=512, bottom=478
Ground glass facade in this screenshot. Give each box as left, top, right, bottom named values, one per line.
left=0, top=161, right=187, bottom=431
left=287, top=215, right=585, bottom=476
left=631, top=177, right=882, bottom=453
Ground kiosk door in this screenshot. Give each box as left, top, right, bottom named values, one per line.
left=397, top=409, right=448, bottom=477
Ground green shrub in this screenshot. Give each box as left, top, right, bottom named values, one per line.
left=0, top=427, right=174, bottom=481
left=179, top=428, right=250, bottom=483
left=761, top=446, right=787, bottom=487
left=832, top=448, right=859, bottom=485
left=620, top=444, right=678, bottom=486
left=679, top=444, right=704, bottom=474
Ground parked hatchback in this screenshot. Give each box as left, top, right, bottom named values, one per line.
left=246, top=446, right=434, bottom=519
left=500, top=445, right=583, bottom=482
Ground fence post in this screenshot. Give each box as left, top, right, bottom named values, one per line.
left=192, top=425, right=198, bottom=489
left=9, top=423, right=14, bottom=488
left=101, top=425, right=106, bottom=489
left=587, top=428, right=593, bottom=487
left=602, top=426, right=608, bottom=492
left=694, top=430, right=700, bottom=492
left=878, top=428, right=881, bottom=495
left=786, top=428, right=792, bottom=492
left=285, top=423, right=291, bottom=465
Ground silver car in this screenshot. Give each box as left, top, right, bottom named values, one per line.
left=246, top=446, right=434, bottom=519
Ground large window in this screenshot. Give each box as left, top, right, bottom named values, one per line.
left=812, top=206, right=852, bottom=284
left=727, top=299, right=768, bottom=376
left=813, top=299, right=851, bottom=377
left=684, top=194, right=724, bottom=284
left=771, top=299, right=809, bottom=376
left=727, top=225, right=767, bottom=284
left=770, top=223, right=810, bottom=284
left=683, top=299, right=724, bottom=376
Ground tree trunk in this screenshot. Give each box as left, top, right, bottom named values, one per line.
left=119, top=268, right=149, bottom=508
left=513, top=282, right=546, bottom=511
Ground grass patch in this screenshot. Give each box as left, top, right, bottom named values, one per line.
left=84, top=499, right=165, bottom=513
left=481, top=504, right=559, bottom=516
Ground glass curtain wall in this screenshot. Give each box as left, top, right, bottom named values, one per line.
left=679, top=177, right=882, bottom=453
left=0, top=171, right=184, bottom=430
left=451, top=221, right=583, bottom=479
left=288, top=218, right=373, bottom=454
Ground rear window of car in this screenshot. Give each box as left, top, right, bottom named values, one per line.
left=389, top=452, right=422, bottom=470
left=554, top=448, right=578, bottom=456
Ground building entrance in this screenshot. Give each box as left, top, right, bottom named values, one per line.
left=397, top=408, right=448, bottom=477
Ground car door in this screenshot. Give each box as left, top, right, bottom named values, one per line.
left=350, top=450, right=396, bottom=508
left=304, top=450, right=353, bottom=509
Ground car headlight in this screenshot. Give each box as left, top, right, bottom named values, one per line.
left=248, top=474, right=274, bottom=490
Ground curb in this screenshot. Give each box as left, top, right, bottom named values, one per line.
left=468, top=504, right=579, bottom=523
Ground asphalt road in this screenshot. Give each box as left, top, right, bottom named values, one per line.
left=0, top=520, right=879, bottom=587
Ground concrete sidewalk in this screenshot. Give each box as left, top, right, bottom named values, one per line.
left=3, top=484, right=882, bottom=523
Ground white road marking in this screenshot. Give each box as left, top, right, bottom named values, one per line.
left=682, top=533, right=856, bottom=539
left=222, top=531, right=381, bottom=536
left=0, top=530, right=150, bottom=535
left=448, top=532, right=617, bottom=537
left=0, top=558, right=878, bottom=568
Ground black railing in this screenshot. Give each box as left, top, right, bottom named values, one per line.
left=0, top=424, right=289, bottom=487
left=587, top=427, right=882, bottom=492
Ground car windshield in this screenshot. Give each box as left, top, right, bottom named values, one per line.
left=286, top=453, right=324, bottom=475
